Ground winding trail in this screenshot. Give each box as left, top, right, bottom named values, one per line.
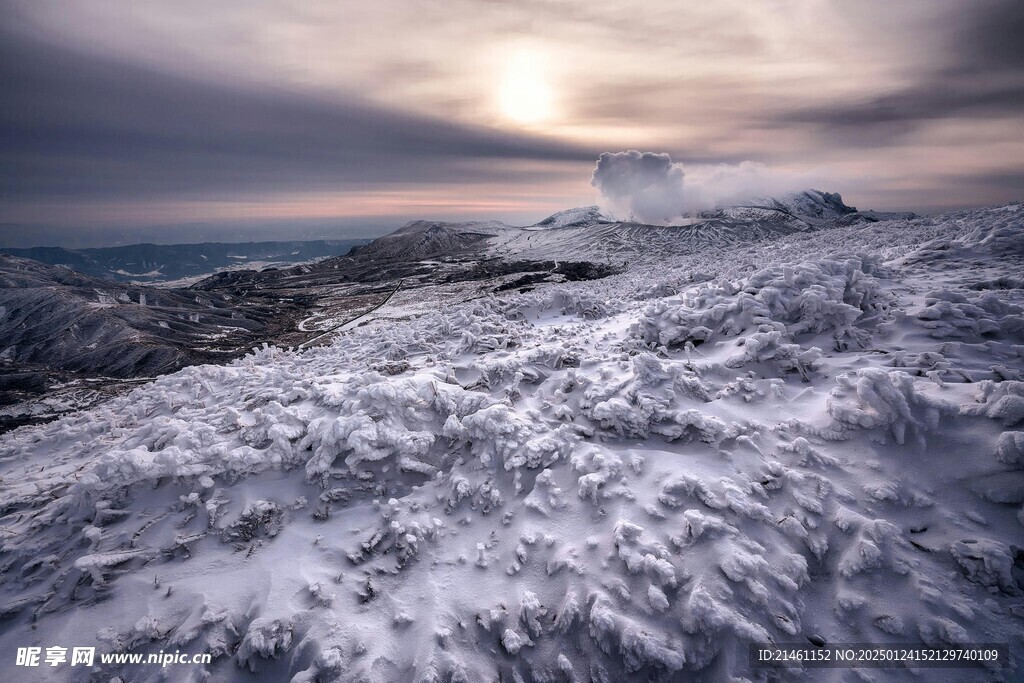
left=298, top=279, right=403, bottom=349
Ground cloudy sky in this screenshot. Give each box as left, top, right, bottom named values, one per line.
left=1, top=0, right=1022, bottom=246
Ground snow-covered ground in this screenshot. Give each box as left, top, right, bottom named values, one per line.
left=1, top=204, right=1022, bottom=681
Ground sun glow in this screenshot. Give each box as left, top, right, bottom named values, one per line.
left=497, top=49, right=554, bottom=125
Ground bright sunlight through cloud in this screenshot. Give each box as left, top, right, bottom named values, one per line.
left=497, top=49, right=554, bottom=125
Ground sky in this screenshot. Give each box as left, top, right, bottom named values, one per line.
left=1, top=0, right=1022, bottom=247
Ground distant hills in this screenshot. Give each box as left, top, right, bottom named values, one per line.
left=0, top=252, right=306, bottom=378
left=0, top=239, right=369, bottom=284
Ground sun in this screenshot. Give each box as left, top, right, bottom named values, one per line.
left=497, top=50, right=554, bottom=125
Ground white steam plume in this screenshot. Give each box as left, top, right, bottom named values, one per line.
left=591, top=151, right=825, bottom=224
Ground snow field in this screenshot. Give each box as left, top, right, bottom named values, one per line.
left=1, top=204, right=1022, bottom=681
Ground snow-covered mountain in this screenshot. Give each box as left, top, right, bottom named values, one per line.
left=533, top=205, right=613, bottom=228
left=1, top=200, right=1022, bottom=680
left=745, top=189, right=858, bottom=220
left=532, top=191, right=860, bottom=231
left=350, top=220, right=514, bottom=261
left=340, top=190, right=873, bottom=269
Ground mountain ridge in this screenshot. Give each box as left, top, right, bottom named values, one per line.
left=349, top=189, right=875, bottom=267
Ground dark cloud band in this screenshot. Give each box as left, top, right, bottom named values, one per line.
left=771, top=0, right=1024, bottom=143
left=0, top=29, right=596, bottom=202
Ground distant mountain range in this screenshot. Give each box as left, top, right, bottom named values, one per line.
left=0, top=252, right=307, bottom=377
left=0, top=239, right=369, bottom=284
left=0, top=250, right=318, bottom=431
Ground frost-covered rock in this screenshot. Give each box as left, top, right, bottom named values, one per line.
left=950, top=539, right=1019, bottom=593
left=826, top=368, right=959, bottom=444
left=996, top=431, right=1024, bottom=465
left=963, top=381, right=1024, bottom=427
left=236, top=618, right=294, bottom=671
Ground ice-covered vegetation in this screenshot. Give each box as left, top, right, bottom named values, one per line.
left=1, top=203, right=1022, bottom=681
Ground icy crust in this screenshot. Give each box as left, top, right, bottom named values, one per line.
left=1, top=205, right=1023, bottom=681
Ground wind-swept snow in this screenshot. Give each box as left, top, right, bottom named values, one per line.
left=1, top=204, right=1022, bottom=681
